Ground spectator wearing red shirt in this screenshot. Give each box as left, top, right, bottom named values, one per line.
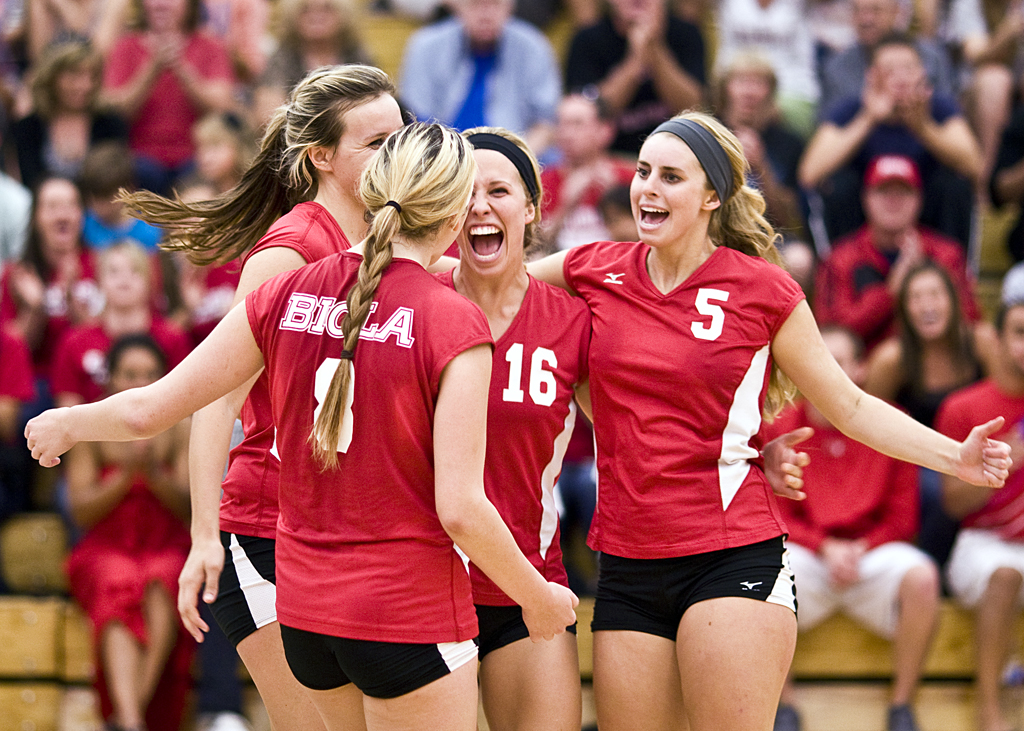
left=767, top=326, right=940, bottom=731
left=540, top=93, right=635, bottom=252
left=0, top=176, right=100, bottom=382
left=939, top=298, right=1024, bottom=731
left=101, top=0, right=236, bottom=195
left=814, top=154, right=979, bottom=352
left=50, top=241, right=191, bottom=407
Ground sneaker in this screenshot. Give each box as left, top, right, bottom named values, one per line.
left=773, top=704, right=801, bottom=731
left=887, top=704, right=921, bottom=731
left=195, top=713, right=253, bottom=731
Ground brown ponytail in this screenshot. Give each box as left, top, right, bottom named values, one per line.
left=123, top=65, right=396, bottom=266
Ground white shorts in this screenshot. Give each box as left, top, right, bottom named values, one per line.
left=947, top=528, right=1024, bottom=608
left=788, top=540, right=936, bottom=638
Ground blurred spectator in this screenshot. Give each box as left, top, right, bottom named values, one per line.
left=0, top=328, right=34, bottom=526
left=806, top=0, right=856, bottom=68
left=865, top=261, right=988, bottom=570
left=26, top=0, right=121, bottom=62
left=79, top=141, right=162, bottom=252
left=714, top=51, right=805, bottom=238
left=564, top=0, right=705, bottom=155
left=938, top=299, right=1024, bottom=731
left=0, top=0, right=23, bottom=96
left=819, top=0, right=954, bottom=121
left=101, top=0, right=236, bottom=195
left=64, top=333, right=192, bottom=731
left=50, top=240, right=190, bottom=407
left=813, top=154, right=979, bottom=352
left=800, top=34, right=981, bottom=247
left=399, top=0, right=561, bottom=155
left=11, top=40, right=127, bottom=191
left=0, top=114, right=31, bottom=263
left=768, top=325, right=940, bottom=731
left=189, top=111, right=255, bottom=194
left=991, top=102, right=1024, bottom=261
left=947, top=0, right=1024, bottom=204
left=866, top=261, right=987, bottom=427
left=0, top=176, right=99, bottom=378
left=163, top=180, right=239, bottom=345
left=196, top=0, right=269, bottom=82
left=597, top=182, right=637, bottom=242
left=713, top=0, right=819, bottom=136
left=252, top=0, right=369, bottom=126
left=539, top=92, right=634, bottom=251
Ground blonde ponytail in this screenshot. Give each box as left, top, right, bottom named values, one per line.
left=310, top=123, right=475, bottom=468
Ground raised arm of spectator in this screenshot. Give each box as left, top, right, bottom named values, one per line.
left=100, top=45, right=164, bottom=119
left=900, top=85, right=982, bottom=183
left=799, top=67, right=894, bottom=188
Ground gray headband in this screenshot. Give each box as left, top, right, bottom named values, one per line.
left=650, top=119, right=734, bottom=203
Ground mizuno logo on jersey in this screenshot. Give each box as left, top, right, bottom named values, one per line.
left=603, top=272, right=625, bottom=285
left=279, top=293, right=415, bottom=347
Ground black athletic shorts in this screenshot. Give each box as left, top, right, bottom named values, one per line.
left=592, top=535, right=797, bottom=639
left=474, top=604, right=577, bottom=658
left=280, top=624, right=479, bottom=698
left=207, top=532, right=277, bottom=647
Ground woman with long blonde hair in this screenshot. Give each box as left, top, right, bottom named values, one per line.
left=124, top=63, right=403, bottom=731
left=527, top=111, right=1012, bottom=731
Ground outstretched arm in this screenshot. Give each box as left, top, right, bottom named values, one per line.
left=526, top=250, right=573, bottom=293
left=771, top=301, right=1011, bottom=487
left=25, top=304, right=264, bottom=468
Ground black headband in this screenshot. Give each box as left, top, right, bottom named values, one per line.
left=466, top=133, right=540, bottom=204
left=650, top=119, right=734, bottom=203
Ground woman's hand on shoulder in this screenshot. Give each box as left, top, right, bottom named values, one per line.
left=521, top=582, right=579, bottom=642
left=956, top=416, right=1013, bottom=487
left=762, top=427, right=812, bottom=501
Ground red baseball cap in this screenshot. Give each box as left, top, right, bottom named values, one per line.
left=864, top=155, right=922, bottom=190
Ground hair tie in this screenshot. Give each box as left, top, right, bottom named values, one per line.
left=465, top=133, right=540, bottom=205
left=384, top=200, right=402, bottom=214
left=650, top=119, right=734, bottom=204
left=339, top=349, right=354, bottom=360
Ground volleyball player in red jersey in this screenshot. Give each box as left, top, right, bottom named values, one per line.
left=124, top=65, right=403, bottom=731
left=440, top=127, right=589, bottom=731
left=27, top=122, right=578, bottom=731
left=526, top=111, right=1013, bottom=731
left=441, top=127, right=811, bottom=731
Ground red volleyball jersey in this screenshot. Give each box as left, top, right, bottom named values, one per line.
left=220, top=202, right=351, bottom=539
left=563, top=241, right=805, bottom=559
left=246, top=252, right=492, bottom=642
left=439, top=272, right=591, bottom=605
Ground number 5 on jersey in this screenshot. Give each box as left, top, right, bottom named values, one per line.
left=502, top=343, right=557, bottom=406
left=313, top=357, right=356, bottom=454
left=691, top=288, right=729, bottom=341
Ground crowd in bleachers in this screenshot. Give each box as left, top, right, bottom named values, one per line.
left=3, top=0, right=1024, bottom=728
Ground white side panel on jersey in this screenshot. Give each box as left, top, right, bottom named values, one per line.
left=718, top=344, right=770, bottom=511
left=453, top=544, right=470, bottom=572
left=229, top=534, right=277, bottom=628
left=269, top=428, right=280, bottom=461
left=538, top=401, right=578, bottom=560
